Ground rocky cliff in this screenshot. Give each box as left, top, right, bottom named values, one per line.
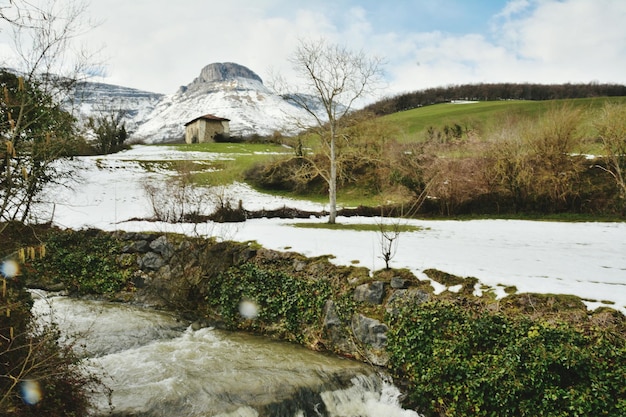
left=183, top=62, right=263, bottom=90
left=70, top=81, right=164, bottom=135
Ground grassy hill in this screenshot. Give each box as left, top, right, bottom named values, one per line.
left=383, top=96, right=626, bottom=141
left=166, top=96, right=626, bottom=216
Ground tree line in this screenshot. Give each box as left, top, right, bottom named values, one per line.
left=365, top=82, right=626, bottom=116
left=247, top=103, right=626, bottom=218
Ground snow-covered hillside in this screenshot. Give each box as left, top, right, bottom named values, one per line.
left=134, top=62, right=318, bottom=143
left=74, top=62, right=319, bottom=143
left=70, top=81, right=164, bottom=135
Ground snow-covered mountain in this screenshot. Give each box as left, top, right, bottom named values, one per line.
left=74, top=62, right=319, bottom=143
left=135, top=62, right=319, bottom=143
left=70, top=82, right=164, bottom=135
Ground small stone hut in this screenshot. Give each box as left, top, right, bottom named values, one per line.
left=184, top=114, right=230, bottom=143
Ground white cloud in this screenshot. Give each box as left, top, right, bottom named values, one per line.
left=1, top=0, right=624, bottom=97
left=495, top=0, right=626, bottom=84
left=387, top=0, right=626, bottom=92
left=495, top=0, right=531, bottom=19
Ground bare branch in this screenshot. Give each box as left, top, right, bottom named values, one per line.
left=276, top=37, right=385, bottom=223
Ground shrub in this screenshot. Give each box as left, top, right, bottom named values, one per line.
left=1, top=228, right=110, bottom=416
left=386, top=301, right=625, bottom=417
left=24, top=229, right=129, bottom=295
left=204, top=263, right=333, bottom=343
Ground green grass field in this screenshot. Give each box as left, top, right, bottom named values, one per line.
left=161, top=142, right=292, bottom=186
left=168, top=142, right=291, bottom=154
left=383, top=96, right=626, bottom=141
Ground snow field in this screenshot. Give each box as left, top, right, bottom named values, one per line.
left=40, top=145, right=626, bottom=314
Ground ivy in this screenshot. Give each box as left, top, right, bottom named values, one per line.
left=25, top=229, right=129, bottom=295
left=386, top=301, right=626, bottom=417
left=205, top=263, right=333, bottom=343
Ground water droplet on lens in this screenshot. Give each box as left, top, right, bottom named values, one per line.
left=20, top=380, right=42, bottom=405
left=238, top=300, right=259, bottom=319
left=1, top=260, right=19, bottom=278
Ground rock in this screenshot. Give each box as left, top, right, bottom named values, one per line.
left=293, top=259, right=307, bottom=272
left=118, top=232, right=155, bottom=241
left=385, top=288, right=430, bottom=316
left=131, top=274, right=146, bottom=289
left=351, top=314, right=388, bottom=349
left=122, top=240, right=150, bottom=253
left=117, top=232, right=136, bottom=241
left=390, top=276, right=410, bottom=289
left=353, top=281, right=385, bottom=305
left=138, top=252, right=164, bottom=271
left=323, top=300, right=342, bottom=327
left=236, top=247, right=257, bottom=264
left=150, top=236, right=175, bottom=260
left=155, top=264, right=172, bottom=281
left=191, top=319, right=209, bottom=331
left=322, top=300, right=356, bottom=354
left=193, top=62, right=263, bottom=85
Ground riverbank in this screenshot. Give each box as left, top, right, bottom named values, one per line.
left=19, top=227, right=626, bottom=417
left=32, top=292, right=412, bottom=417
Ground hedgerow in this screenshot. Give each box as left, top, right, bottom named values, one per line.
left=386, top=300, right=626, bottom=417
left=24, top=229, right=130, bottom=295
left=204, top=263, right=334, bottom=343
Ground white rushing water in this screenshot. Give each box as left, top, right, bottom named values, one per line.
left=32, top=292, right=420, bottom=417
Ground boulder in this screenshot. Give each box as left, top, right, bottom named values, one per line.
left=390, top=276, right=411, bottom=289
left=353, top=281, right=385, bottom=305
left=322, top=300, right=356, bottom=354
left=118, top=232, right=155, bottom=241
left=150, top=236, right=175, bottom=260
left=351, top=314, right=388, bottom=349
left=138, top=252, right=165, bottom=271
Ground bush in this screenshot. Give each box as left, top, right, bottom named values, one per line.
left=24, top=229, right=129, bottom=295
left=204, top=263, right=333, bottom=343
left=386, top=301, right=625, bottom=417
left=1, top=227, right=110, bottom=415
left=245, top=157, right=324, bottom=193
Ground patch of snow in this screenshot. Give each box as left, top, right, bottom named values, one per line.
left=448, top=284, right=463, bottom=293
left=36, top=145, right=626, bottom=314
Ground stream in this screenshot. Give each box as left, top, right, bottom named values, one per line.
left=31, top=292, right=420, bottom=417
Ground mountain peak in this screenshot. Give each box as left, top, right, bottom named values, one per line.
left=195, top=62, right=263, bottom=84
left=75, top=62, right=319, bottom=143
left=177, top=62, right=265, bottom=96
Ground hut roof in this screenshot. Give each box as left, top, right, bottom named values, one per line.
left=184, top=113, right=230, bottom=126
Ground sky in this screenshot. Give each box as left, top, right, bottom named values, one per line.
left=1, top=0, right=626, bottom=100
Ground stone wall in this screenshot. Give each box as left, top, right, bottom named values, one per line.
left=184, top=119, right=229, bottom=143
left=114, top=231, right=432, bottom=366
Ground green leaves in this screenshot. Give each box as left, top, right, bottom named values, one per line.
left=26, top=229, right=128, bottom=295
left=386, top=301, right=625, bottom=417
left=205, top=263, right=333, bottom=343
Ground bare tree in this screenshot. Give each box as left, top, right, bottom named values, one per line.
left=378, top=218, right=402, bottom=270
left=1, top=2, right=109, bottom=413
left=0, top=0, right=98, bottom=225
left=279, top=38, right=384, bottom=224
left=594, top=102, right=626, bottom=211
left=86, top=108, right=128, bottom=154
left=142, top=163, right=205, bottom=223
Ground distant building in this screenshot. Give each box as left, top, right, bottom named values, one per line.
left=184, top=114, right=230, bottom=143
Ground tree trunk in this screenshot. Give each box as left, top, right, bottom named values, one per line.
left=328, top=132, right=337, bottom=224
